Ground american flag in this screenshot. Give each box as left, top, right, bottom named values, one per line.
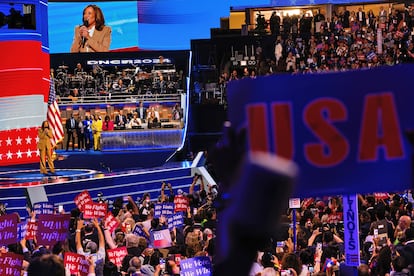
left=47, top=78, right=64, bottom=147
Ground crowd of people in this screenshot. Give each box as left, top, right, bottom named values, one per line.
left=2, top=170, right=414, bottom=275
left=219, top=5, right=414, bottom=84
left=1, top=175, right=217, bottom=276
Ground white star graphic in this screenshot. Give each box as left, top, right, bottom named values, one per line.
left=27, top=149, right=32, bottom=158
left=16, top=136, right=22, bottom=145
left=0, top=153, right=2, bottom=160
left=6, top=137, right=12, bottom=146
left=6, top=151, right=12, bottom=159
left=36, top=149, right=40, bottom=156
left=25, top=136, right=32, bottom=145
left=35, top=136, right=40, bottom=143
left=16, top=150, right=23, bottom=158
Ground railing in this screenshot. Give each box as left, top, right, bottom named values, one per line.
left=58, top=90, right=184, bottom=106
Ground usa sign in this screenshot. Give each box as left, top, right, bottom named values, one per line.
left=227, top=65, right=414, bottom=197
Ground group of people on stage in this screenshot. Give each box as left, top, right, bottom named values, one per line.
left=65, top=113, right=102, bottom=152
left=63, top=101, right=183, bottom=150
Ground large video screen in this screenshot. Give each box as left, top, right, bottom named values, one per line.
left=48, top=0, right=242, bottom=52
left=48, top=1, right=139, bottom=53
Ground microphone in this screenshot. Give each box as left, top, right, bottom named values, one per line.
left=81, top=19, right=89, bottom=48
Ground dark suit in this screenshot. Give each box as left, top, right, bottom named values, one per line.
left=65, top=116, right=77, bottom=150
left=357, top=11, right=366, bottom=26
left=115, top=114, right=127, bottom=127
left=136, top=106, right=147, bottom=123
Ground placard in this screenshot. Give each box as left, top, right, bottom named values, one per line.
left=150, top=229, right=172, bottom=249
left=17, top=222, right=26, bottom=242
left=154, top=203, right=174, bottom=218
left=132, top=224, right=150, bottom=243
left=343, top=194, right=360, bottom=267
left=107, top=247, right=128, bottom=267
left=74, top=190, right=93, bottom=212
left=36, top=214, right=70, bottom=246
left=180, top=256, right=212, bottom=276
left=227, top=65, right=414, bottom=197
left=83, top=202, right=107, bottom=219
left=33, top=202, right=54, bottom=215
left=0, top=252, right=23, bottom=276
left=25, top=220, right=37, bottom=240
left=64, top=252, right=89, bottom=276
left=0, top=213, right=19, bottom=246
left=104, top=212, right=119, bottom=233
left=167, top=212, right=184, bottom=230
left=173, top=195, right=189, bottom=213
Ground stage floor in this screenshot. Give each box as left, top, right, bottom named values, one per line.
left=0, top=159, right=192, bottom=189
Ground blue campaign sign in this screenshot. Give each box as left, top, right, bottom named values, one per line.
left=167, top=212, right=184, bottom=230
left=132, top=224, right=150, bottom=243
left=343, top=194, right=360, bottom=267
left=180, top=256, right=212, bottom=276
left=154, top=203, right=175, bottom=218
left=33, top=202, right=54, bottom=215
left=227, top=65, right=414, bottom=197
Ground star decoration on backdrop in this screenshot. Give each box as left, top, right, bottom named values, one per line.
left=0, top=127, right=41, bottom=165
left=16, top=136, right=22, bottom=145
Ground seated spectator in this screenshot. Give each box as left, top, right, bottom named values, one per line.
left=115, top=110, right=128, bottom=129
left=126, top=113, right=142, bottom=129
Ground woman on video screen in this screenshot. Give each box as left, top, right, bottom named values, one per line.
left=70, top=4, right=111, bottom=53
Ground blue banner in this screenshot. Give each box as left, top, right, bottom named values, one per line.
left=180, top=256, right=212, bottom=276
left=343, top=194, right=360, bottom=267
left=227, top=65, right=414, bottom=197
left=167, top=212, right=184, bottom=230
left=132, top=224, right=150, bottom=243
left=33, top=202, right=54, bottom=215
left=154, top=203, right=174, bottom=218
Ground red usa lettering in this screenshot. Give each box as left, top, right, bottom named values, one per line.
left=247, top=93, right=404, bottom=167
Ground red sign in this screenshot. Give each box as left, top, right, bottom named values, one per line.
left=83, top=202, right=107, bottom=219
left=104, top=212, right=119, bottom=233
left=25, top=220, right=37, bottom=240
left=0, top=213, right=19, bottom=246
left=107, top=247, right=128, bottom=267
left=0, top=252, right=23, bottom=276
left=74, top=190, right=93, bottom=212
left=64, top=252, right=89, bottom=276
left=374, top=193, right=389, bottom=200
left=174, top=195, right=189, bottom=213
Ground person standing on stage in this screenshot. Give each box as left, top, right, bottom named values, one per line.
left=77, top=116, right=86, bottom=151
left=91, top=114, right=103, bottom=151
left=37, top=120, right=55, bottom=175
left=70, top=4, right=112, bottom=53
left=84, top=115, right=93, bottom=150
left=65, top=113, right=77, bottom=151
